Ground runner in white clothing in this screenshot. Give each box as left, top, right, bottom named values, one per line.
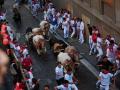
left=106, top=41, right=117, bottom=64
left=79, top=19, right=84, bottom=44
left=96, top=34, right=103, bottom=61
left=99, top=69, right=113, bottom=90
left=70, top=18, right=76, bottom=38
left=54, top=80, right=78, bottom=90
left=62, top=18, right=69, bottom=39
left=55, top=62, right=64, bottom=85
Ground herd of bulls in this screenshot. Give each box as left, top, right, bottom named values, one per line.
left=25, top=20, right=80, bottom=77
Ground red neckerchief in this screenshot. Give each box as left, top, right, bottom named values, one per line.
left=103, top=70, right=109, bottom=74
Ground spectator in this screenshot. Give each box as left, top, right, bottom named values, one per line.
left=31, top=78, right=40, bottom=90
left=114, top=70, right=120, bottom=90
left=14, top=80, right=25, bottom=90
left=22, top=55, right=32, bottom=70
left=22, top=47, right=29, bottom=59
left=25, top=68, right=34, bottom=89
left=44, top=84, right=50, bottom=90
left=10, top=60, right=18, bottom=84
left=0, top=49, right=9, bottom=84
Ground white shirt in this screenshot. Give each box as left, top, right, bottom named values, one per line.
left=47, top=8, right=52, bottom=15
left=116, top=60, right=120, bottom=69
left=62, top=20, right=69, bottom=30
left=56, top=12, right=60, bottom=17
left=15, top=46, right=20, bottom=51
left=106, top=46, right=116, bottom=59
left=76, top=21, right=80, bottom=29
left=70, top=20, right=75, bottom=27
left=51, top=8, right=55, bottom=15
left=63, top=12, right=68, bottom=18
left=99, top=72, right=113, bottom=86
left=105, top=39, right=110, bottom=47
left=57, top=16, right=62, bottom=24
left=27, top=71, right=33, bottom=88
left=64, top=73, right=73, bottom=83
left=80, top=21, right=84, bottom=31
left=56, top=84, right=78, bottom=90
left=22, top=48, right=29, bottom=58
left=0, top=15, right=6, bottom=21
left=7, top=26, right=14, bottom=41
left=55, top=66, right=64, bottom=80
left=97, top=37, right=102, bottom=47
left=10, top=42, right=15, bottom=49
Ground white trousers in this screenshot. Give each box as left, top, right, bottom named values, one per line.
left=51, top=24, right=57, bottom=31
left=44, top=14, right=47, bottom=20
left=108, top=58, right=116, bottom=64
left=64, top=28, right=69, bottom=38
left=71, top=27, right=75, bottom=38
left=89, top=42, right=97, bottom=54
left=79, top=30, right=84, bottom=44
left=100, top=85, right=109, bottom=90
left=97, top=47, right=103, bottom=61
left=89, top=35, right=93, bottom=49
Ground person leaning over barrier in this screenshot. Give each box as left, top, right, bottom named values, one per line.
left=44, top=84, right=50, bottom=90
left=0, top=49, right=9, bottom=85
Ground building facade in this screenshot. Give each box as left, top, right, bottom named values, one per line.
left=52, top=0, right=120, bottom=43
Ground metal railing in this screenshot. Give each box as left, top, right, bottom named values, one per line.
left=12, top=49, right=31, bottom=90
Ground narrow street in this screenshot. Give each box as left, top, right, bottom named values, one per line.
left=4, top=0, right=98, bottom=90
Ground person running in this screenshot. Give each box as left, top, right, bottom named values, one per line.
left=55, top=62, right=64, bottom=85
left=106, top=41, right=117, bottom=64
left=76, top=18, right=81, bottom=39
left=98, top=69, right=113, bottom=90
left=70, top=18, right=76, bottom=38
left=96, top=33, right=103, bottom=61
left=87, top=24, right=93, bottom=50
left=89, top=29, right=98, bottom=55
left=79, top=19, right=84, bottom=44
left=54, top=80, right=78, bottom=90
left=97, top=56, right=114, bottom=71
left=62, top=17, right=69, bottom=39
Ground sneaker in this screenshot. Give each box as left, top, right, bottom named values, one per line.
left=89, top=52, right=92, bottom=55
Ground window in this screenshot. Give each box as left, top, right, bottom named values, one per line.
left=80, top=0, right=91, bottom=6
left=101, top=0, right=115, bottom=20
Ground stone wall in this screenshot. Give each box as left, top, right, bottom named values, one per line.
left=52, top=0, right=120, bottom=43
